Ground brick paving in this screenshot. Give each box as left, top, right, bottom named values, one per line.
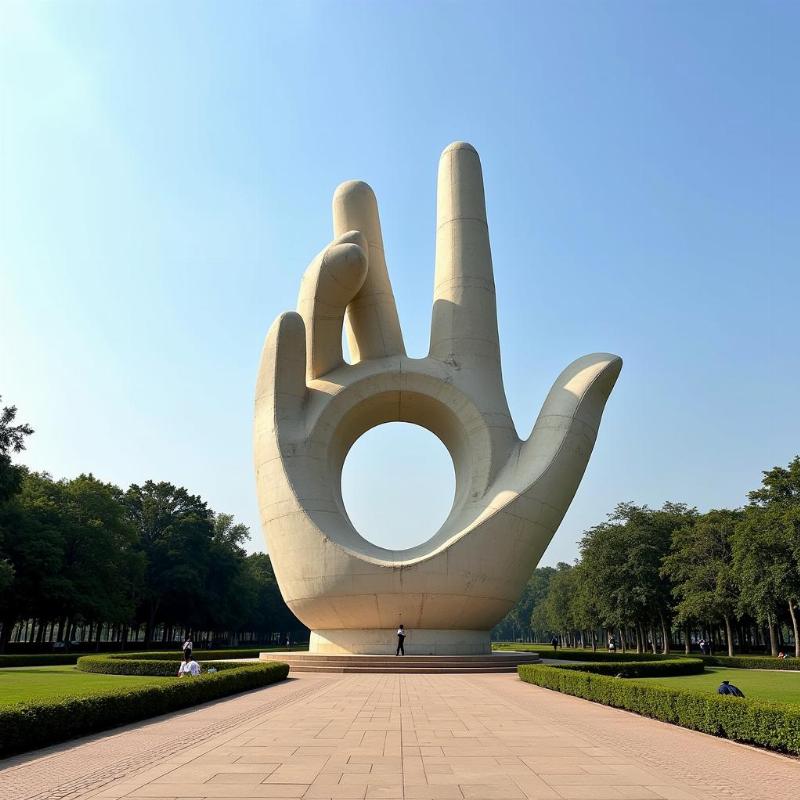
left=1, top=673, right=798, bottom=800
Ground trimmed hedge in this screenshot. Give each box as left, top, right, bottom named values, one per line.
left=0, top=647, right=288, bottom=669
left=518, top=662, right=800, bottom=754
left=76, top=655, right=253, bottom=677
left=495, top=643, right=680, bottom=661
left=495, top=644, right=800, bottom=671
left=0, top=653, right=85, bottom=668
left=0, top=659, right=289, bottom=757
left=553, top=657, right=704, bottom=678
left=703, top=654, right=800, bottom=671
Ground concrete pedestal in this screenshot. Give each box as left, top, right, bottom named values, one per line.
left=309, top=628, right=490, bottom=655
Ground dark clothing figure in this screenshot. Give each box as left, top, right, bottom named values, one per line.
left=396, top=626, right=405, bottom=656
left=551, top=637, right=558, bottom=652
left=717, top=680, right=744, bottom=697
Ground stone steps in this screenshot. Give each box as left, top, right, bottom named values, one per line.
left=260, top=651, right=541, bottom=674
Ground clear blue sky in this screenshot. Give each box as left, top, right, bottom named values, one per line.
left=2, top=1, right=797, bottom=566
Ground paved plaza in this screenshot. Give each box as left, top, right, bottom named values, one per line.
left=1, top=673, right=798, bottom=800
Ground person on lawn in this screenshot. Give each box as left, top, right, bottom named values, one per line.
left=717, top=680, right=744, bottom=697
left=177, top=654, right=201, bottom=677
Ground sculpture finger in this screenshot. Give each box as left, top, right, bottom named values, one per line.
left=254, top=311, right=307, bottom=440
left=333, top=180, right=405, bottom=362
left=429, top=142, right=500, bottom=373
left=515, top=353, right=623, bottom=512
left=297, top=233, right=368, bottom=380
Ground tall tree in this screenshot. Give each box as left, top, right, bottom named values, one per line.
left=734, top=457, right=800, bottom=657
left=124, top=481, right=214, bottom=646
left=0, top=398, right=33, bottom=632
left=662, top=509, right=742, bottom=655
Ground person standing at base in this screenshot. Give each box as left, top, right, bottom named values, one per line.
left=396, top=624, right=406, bottom=656
left=182, top=636, right=193, bottom=660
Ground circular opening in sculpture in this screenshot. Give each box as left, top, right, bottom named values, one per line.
left=340, top=422, right=456, bottom=550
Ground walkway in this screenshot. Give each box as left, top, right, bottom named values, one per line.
left=1, top=673, right=798, bottom=800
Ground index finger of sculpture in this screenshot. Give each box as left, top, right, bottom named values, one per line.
left=332, top=180, right=405, bottom=362
left=254, top=311, right=306, bottom=436
left=296, top=232, right=368, bottom=380
left=430, top=142, right=500, bottom=371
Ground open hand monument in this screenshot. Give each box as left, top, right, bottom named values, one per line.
left=255, top=142, right=621, bottom=654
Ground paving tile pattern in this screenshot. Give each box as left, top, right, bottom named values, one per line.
left=2, top=674, right=798, bottom=800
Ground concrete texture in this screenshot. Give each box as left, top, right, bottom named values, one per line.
left=3, top=673, right=798, bottom=800
left=260, top=651, right=542, bottom=674
left=254, top=142, right=622, bottom=654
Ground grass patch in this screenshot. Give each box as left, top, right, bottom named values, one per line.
left=0, top=659, right=289, bottom=757
left=633, top=665, right=800, bottom=706
left=0, top=665, right=166, bottom=706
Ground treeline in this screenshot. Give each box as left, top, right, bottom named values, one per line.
left=494, top=456, right=800, bottom=658
left=0, top=398, right=306, bottom=652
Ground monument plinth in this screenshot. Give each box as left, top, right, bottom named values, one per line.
left=255, top=142, right=621, bottom=655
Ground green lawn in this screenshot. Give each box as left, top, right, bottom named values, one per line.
left=0, top=665, right=170, bottom=706
left=633, top=666, right=800, bottom=705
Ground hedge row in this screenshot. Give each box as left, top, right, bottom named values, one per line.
left=495, top=644, right=800, bottom=671
left=0, top=647, right=277, bottom=669
left=0, top=653, right=85, bottom=668
left=495, top=643, right=677, bottom=661
left=0, top=660, right=289, bottom=757
left=76, top=655, right=254, bottom=677
left=703, top=654, right=800, bottom=671
left=553, top=657, right=704, bottom=678
left=518, top=662, right=800, bottom=754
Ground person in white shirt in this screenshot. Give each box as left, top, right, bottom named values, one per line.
left=182, top=638, right=193, bottom=659
left=396, top=625, right=406, bottom=656
left=177, top=656, right=201, bottom=677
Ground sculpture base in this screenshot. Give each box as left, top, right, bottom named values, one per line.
left=309, top=628, right=491, bottom=655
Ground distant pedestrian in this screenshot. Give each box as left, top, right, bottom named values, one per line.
left=396, top=625, right=406, bottom=656
left=699, top=639, right=706, bottom=656
left=608, top=638, right=616, bottom=652
left=717, top=680, right=744, bottom=697
left=177, top=654, right=201, bottom=677
left=551, top=636, right=558, bottom=652
left=182, top=637, right=193, bottom=660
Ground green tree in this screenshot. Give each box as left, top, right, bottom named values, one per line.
left=580, top=502, right=696, bottom=653
left=662, top=509, right=742, bottom=656
left=0, top=398, right=33, bottom=502
left=202, top=513, right=253, bottom=642
left=124, top=481, right=214, bottom=646
left=0, top=398, right=33, bottom=645
left=734, top=458, right=800, bottom=657
left=540, top=563, right=577, bottom=645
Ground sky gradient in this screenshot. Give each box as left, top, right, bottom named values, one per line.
left=2, top=1, right=798, bottom=565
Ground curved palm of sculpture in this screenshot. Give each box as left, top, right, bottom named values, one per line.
left=255, top=142, right=622, bottom=654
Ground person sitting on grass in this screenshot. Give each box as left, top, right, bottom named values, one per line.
left=717, top=679, right=744, bottom=697
left=177, top=654, right=201, bottom=677
left=777, top=651, right=786, bottom=660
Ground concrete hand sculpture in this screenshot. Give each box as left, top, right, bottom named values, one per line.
left=255, top=142, right=621, bottom=654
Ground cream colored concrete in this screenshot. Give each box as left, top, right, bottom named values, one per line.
left=254, top=142, right=622, bottom=654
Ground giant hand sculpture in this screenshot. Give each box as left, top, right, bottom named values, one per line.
left=255, top=142, right=621, bottom=654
